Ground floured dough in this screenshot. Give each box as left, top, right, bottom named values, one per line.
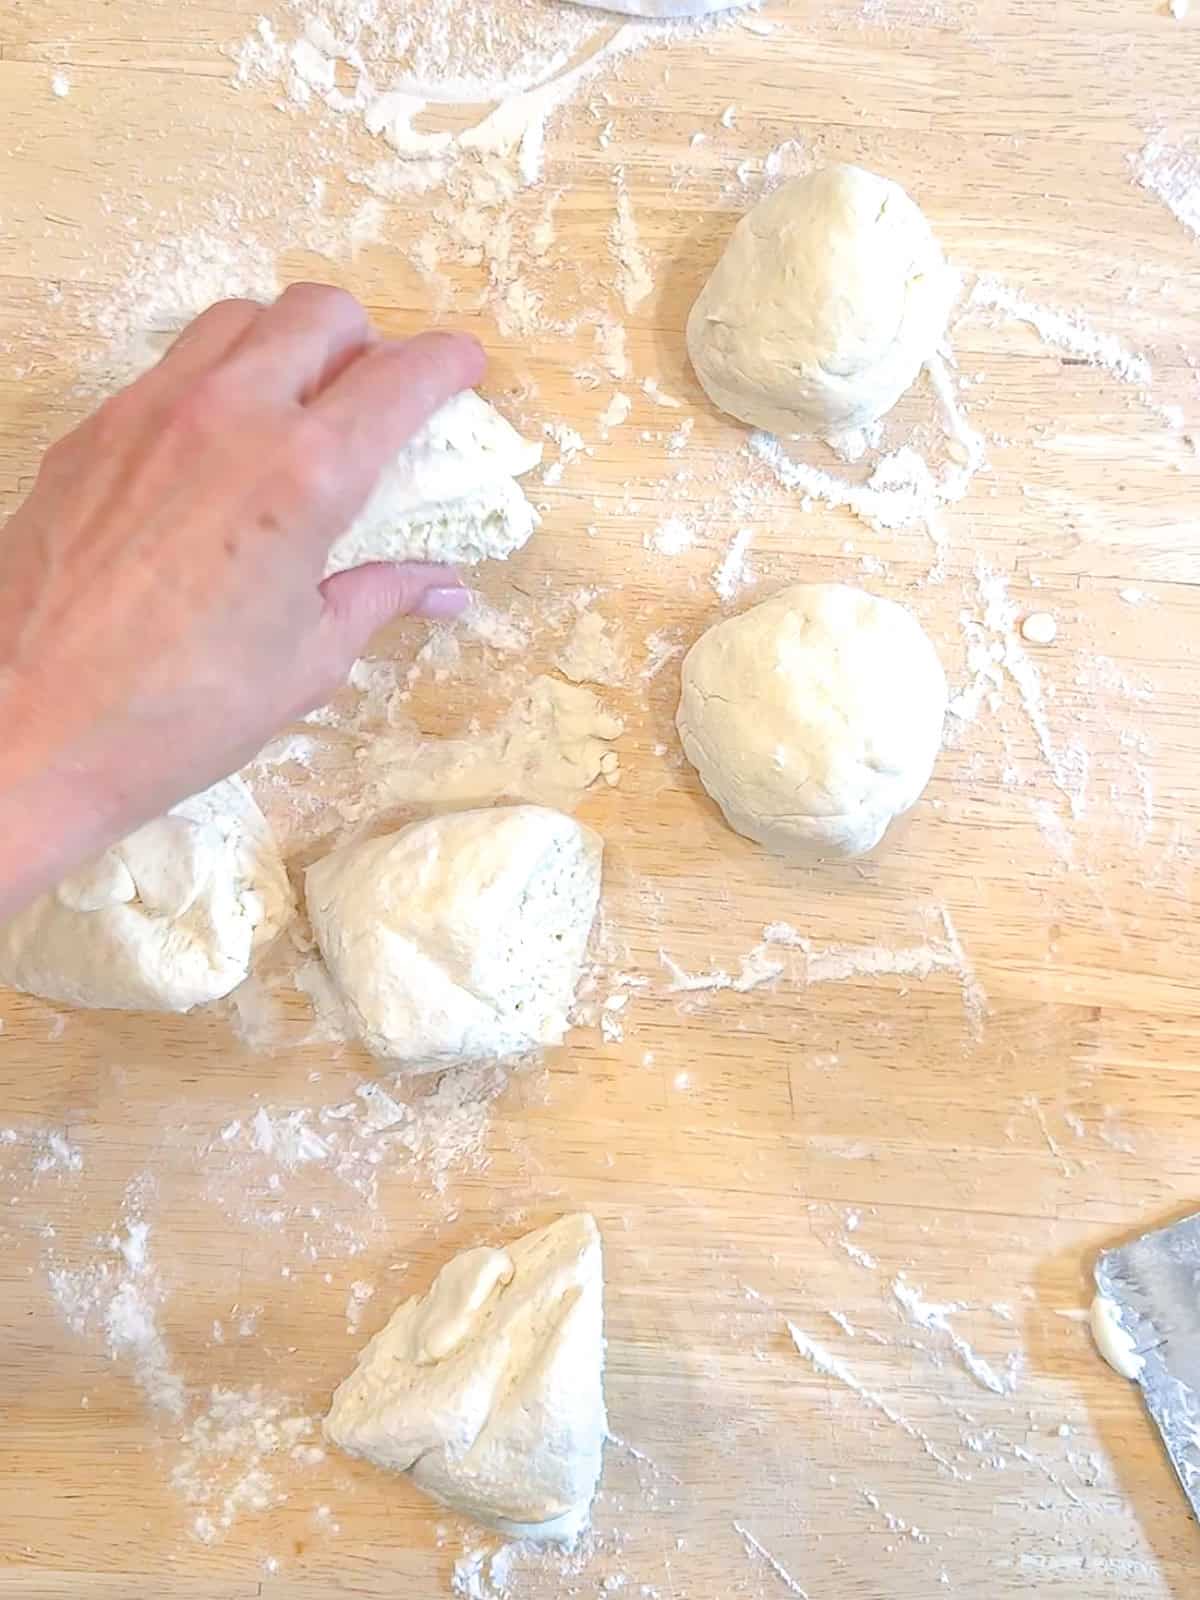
left=1090, top=1296, right=1145, bottom=1380
left=325, top=390, right=542, bottom=573
left=345, top=675, right=624, bottom=823
left=676, top=584, right=947, bottom=861
left=687, top=164, right=956, bottom=436
left=0, top=777, right=292, bottom=1012
left=325, top=1213, right=606, bottom=1544
left=305, top=805, right=602, bottom=1067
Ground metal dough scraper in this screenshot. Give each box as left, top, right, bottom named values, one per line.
left=1095, top=1209, right=1200, bottom=1520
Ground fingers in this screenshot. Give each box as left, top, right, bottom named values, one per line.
left=163, top=298, right=263, bottom=357
left=143, top=298, right=264, bottom=391
left=220, top=282, right=375, bottom=405
left=307, top=330, right=486, bottom=492
left=317, top=561, right=470, bottom=668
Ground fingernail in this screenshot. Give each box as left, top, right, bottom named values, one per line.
left=415, top=584, right=471, bottom=620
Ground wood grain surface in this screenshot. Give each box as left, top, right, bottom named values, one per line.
left=1, top=0, right=1199, bottom=1596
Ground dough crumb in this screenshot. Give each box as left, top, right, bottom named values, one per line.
left=1089, top=1294, right=1145, bottom=1380
left=556, top=610, right=630, bottom=687
left=1020, top=611, right=1058, bottom=645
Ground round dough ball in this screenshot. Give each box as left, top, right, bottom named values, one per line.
left=676, top=584, right=947, bottom=861
left=305, top=805, right=603, bottom=1069
left=686, top=164, right=956, bottom=436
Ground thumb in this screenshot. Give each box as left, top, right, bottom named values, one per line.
left=318, top=560, right=470, bottom=665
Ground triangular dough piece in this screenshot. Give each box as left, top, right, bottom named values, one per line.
left=325, top=390, right=542, bottom=574
left=324, top=1214, right=606, bottom=1544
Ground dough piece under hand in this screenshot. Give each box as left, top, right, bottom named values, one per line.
left=325, top=390, right=542, bottom=574
left=687, top=164, right=957, bottom=436
left=0, top=777, right=293, bottom=1012
left=676, top=583, right=947, bottom=861
left=325, top=1213, right=607, bottom=1545
left=305, top=805, right=603, bottom=1068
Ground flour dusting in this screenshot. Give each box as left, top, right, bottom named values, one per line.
left=711, top=527, right=756, bottom=600
left=1131, top=135, right=1200, bottom=239
left=172, top=1384, right=322, bottom=1545
left=734, top=1522, right=812, bottom=1598
left=892, top=1275, right=1023, bottom=1396
left=786, top=1320, right=967, bottom=1480
left=48, top=1200, right=184, bottom=1420
left=966, top=277, right=1151, bottom=386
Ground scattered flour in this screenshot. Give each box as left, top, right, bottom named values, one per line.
left=641, top=377, right=682, bottom=408
left=745, top=352, right=984, bottom=558
left=733, top=1523, right=812, bottom=1598
left=711, top=527, right=756, bottom=600
left=965, top=277, right=1151, bottom=386
left=81, top=229, right=280, bottom=394
left=786, top=1321, right=967, bottom=1480
left=763, top=908, right=987, bottom=1037
left=748, top=432, right=977, bottom=552
left=599, top=390, right=633, bottom=431
left=172, top=1384, right=322, bottom=1544
left=210, top=1070, right=508, bottom=1238
left=892, top=1276, right=1023, bottom=1396
left=641, top=627, right=685, bottom=681
left=48, top=1207, right=184, bottom=1420
left=610, top=176, right=655, bottom=311
left=31, top=1129, right=83, bottom=1175
left=1131, top=136, right=1200, bottom=240
left=950, top=565, right=1088, bottom=819
left=659, top=945, right=784, bottom=995
left=657, top=910, right=985, bottom=1038
left=646, top=515, right=695, bottom=556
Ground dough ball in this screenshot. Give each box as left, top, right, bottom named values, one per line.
left=686, top=164, right=956, bottom=436
left=325, top=390, right=542, bottom=574
left=325, top=1213, right=606, bottom=1545
left=0, top=777, right=292, bottom=1011
left=305, top=805, right=602, bottom=1067
left=676, top=584, right=947, bottom=861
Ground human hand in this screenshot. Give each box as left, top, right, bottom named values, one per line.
left=0, top=283, right=484, bottom=917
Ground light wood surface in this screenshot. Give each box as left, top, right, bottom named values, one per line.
left=2, top=1, right=1200, bottom=1596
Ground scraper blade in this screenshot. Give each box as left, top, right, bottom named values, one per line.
left=1095, top=1210, right=1200, bottom=1520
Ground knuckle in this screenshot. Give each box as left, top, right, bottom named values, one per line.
left=171, top=297, right=260, bottom=353
left=212, top=295, right=263, bottom=317
left=279, top=281, right=364, bottom=328
left=87, top=386, right=143, bottom=444
left=201, top=296, right=262, bottom=336
left=38, top=429, right=76, bottom=476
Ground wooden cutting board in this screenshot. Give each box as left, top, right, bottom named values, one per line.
left=1, top=1, right=1198, bottom=1594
